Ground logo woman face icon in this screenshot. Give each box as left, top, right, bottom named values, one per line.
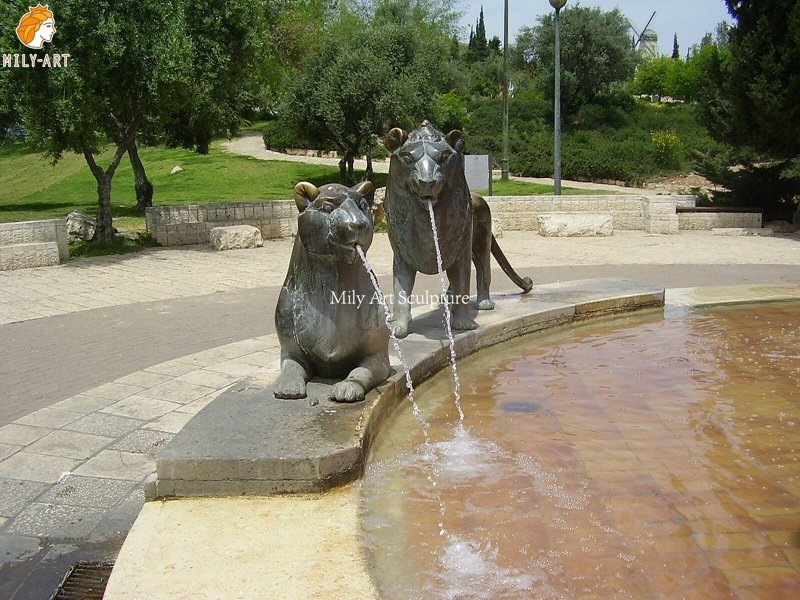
left=37, top=18, right=57, bottom=46
left=16, top=5, right=57, bottom=50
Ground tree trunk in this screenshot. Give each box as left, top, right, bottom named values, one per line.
left=794, top=199, right=800, bottom=225
left=363, top=151, right=374, bottom=182
left=129, top=138, right=153, bottom=212
left=95, top=175, right=115, bottom=243
left=339, top=152, right=356, bottom=186
left=82, top=117, right=141, bottom=243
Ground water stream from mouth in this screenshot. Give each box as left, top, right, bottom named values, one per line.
left=426, top=199, right=465, bottom=425
left=356, top=243, right=448, bottom=535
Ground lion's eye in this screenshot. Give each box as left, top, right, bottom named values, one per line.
left=320, top=202, right=335, bottom=213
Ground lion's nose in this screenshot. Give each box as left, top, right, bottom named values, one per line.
left=412, top=156, right=443, bottom=196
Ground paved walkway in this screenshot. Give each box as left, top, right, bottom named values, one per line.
left=223, top=132, right=642, bottom=194
left=1, top=230, right=800, bottom=598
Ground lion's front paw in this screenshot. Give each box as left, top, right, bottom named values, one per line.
left=330, top=380, right=366, bottom=403
left=476, top=298, right=495, bottom=311
left=273, top=374, right=307, bottom=399
left=451, top=316, right=478, bottom=331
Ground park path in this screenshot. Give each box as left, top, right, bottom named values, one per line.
left=222, top=132, right=642, bottom=194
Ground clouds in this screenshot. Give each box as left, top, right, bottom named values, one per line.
left=458, top=0, right=732, bottom=56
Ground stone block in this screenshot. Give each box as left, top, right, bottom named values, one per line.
left=209, top=225, right=264, bottom=251
left=537, top=213, right=613, bottom=237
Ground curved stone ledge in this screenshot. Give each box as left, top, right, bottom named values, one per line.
left=149, top=278, right=664, bottom=499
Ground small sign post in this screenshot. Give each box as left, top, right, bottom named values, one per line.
left=464, top=154, right=492, bottom=196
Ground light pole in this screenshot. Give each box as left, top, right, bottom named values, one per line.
left=549, top=0, right=567, bottom=195
left=501, top=0, right=509, bottom=181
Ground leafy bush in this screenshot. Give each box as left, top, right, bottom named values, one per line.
left=651, top=130, right=684, bottom=171
left=261, top=120, right=321, bottom=152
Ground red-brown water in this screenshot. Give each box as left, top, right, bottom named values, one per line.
left=361, top=304, right=800, bottom=599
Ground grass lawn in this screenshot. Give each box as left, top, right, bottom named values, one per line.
left=0, top=136, right=606, bottom=233
left=475, top=178, right=610, bottom=196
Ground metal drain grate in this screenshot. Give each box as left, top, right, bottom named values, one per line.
left=50, top=561, right=115, bottom=600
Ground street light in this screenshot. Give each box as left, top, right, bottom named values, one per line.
left=501, top=0, right=509, bottom=181
left=549, top=0, right=567, bottom=195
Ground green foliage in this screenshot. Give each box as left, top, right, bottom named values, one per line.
left=434, top=92, right=470, bottom=132
left=651, top=130, right=684, bottom=171
left=261, top=120, right=324, bottom=153
left=466, top=7, right=488, bottom=63
left=711, top=0, right=800, bottom=158
left=280, top=0, right=457, bottom=182
left=1, top=0, right=269, bottom=241
left=70, top=232, right=159, bottom=258
left=0, top=140, right=384, bottom=225
left=514, top=6, right=639, bottom=115
left=694, top=156, right=800, bottom=221
left=466, top=97, right=719, bottom=184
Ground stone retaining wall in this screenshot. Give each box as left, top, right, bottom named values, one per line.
left=487, top=195, right=697, bottom=234
left=0, top=220, right=68, bottom=271
left=146, top=202, right=297, bottom=247
left=678, top=211, right=762, bottom=230
left=146, top=194, right=753, bottom=247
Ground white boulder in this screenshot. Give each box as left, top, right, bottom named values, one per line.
left=209, top=225, right=264, bottom=251
left=537, top=213, right=613, bottom=237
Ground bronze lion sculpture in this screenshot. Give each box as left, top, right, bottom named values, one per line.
left=384, top=121, right=533, bottom=338
left=274, top=181, right=390, bottom=403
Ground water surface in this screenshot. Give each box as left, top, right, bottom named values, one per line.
left=361, top=303, right=800, bottom=599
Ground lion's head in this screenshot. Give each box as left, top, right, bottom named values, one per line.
left=386, top=120, right=465, bottom=208
left=293, top=181, right=375, bottom=265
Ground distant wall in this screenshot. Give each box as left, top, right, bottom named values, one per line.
left=146, top=202, right=297, bottom=247
left=487, top=195, right=697, bottom=235
left=677, top=207, right=762, bottom=230
left=0, top=220, right=68, bottom=271
left=144, top=194, right=771, bottom=247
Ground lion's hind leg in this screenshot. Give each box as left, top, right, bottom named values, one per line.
left=471, top=193, right=495, bottom=310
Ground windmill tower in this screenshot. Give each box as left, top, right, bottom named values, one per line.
left=630, top=12, right=660, bottom=59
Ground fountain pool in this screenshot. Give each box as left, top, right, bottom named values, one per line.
left=361, top=302, right=800, bottom=599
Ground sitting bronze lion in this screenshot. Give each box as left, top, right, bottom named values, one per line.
left=274, top=181, right=390, bottom=403
left=384, top=121, right=533, bottom=338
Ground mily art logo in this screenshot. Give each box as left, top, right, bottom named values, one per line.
left=2, top=4, right=70, bottom=68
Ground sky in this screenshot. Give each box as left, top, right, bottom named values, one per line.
left=457, top=0, right=733, bottom=57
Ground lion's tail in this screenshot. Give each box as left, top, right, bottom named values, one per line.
left=491, top=234, right=533, bottom=293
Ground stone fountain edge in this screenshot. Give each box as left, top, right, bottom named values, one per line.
left=146, top=278, right=664, bottom=499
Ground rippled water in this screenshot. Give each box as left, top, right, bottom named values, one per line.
left=360, top=303, right=800, bottom=599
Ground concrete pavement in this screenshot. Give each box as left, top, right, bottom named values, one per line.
left=1, top=229, right=800, bottom=598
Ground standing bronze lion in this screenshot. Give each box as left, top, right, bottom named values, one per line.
left=384, top=121, right=533, bottom=338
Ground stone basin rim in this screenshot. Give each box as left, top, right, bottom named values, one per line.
left=148, top=278, right=666, bottom=499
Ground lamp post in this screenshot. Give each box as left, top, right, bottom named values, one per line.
left=501, top=0, right=509, bottom=180
left=549, top=0, right=567, bottom=195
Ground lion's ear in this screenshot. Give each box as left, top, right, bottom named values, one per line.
left=386, top=128, right=408, bottom=152
left=445, top=130, right=465, bottom=153
left=354, top=180, right=375, bottom=205
left=293, top=182, right=319, bottom=212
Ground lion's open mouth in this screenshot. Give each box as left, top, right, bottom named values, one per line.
left=330, top=240, right=360, bottom=264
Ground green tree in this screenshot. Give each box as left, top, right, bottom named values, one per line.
left=515, top=6, right=638, bottom=115
left=1, top=0, right=267, bottom=237
left=694, top=1, right=800, bottom=221
left=671, top=34, right=680, bottom=60
left=466, top=6, right=488, bottom=63
left=717, top=0, right=800, bottom=157
left=632, top=57, right=673, bottom=96
left=1, top=1, right=193, bottom=241
left=282, top=0, right=457, bottom=183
